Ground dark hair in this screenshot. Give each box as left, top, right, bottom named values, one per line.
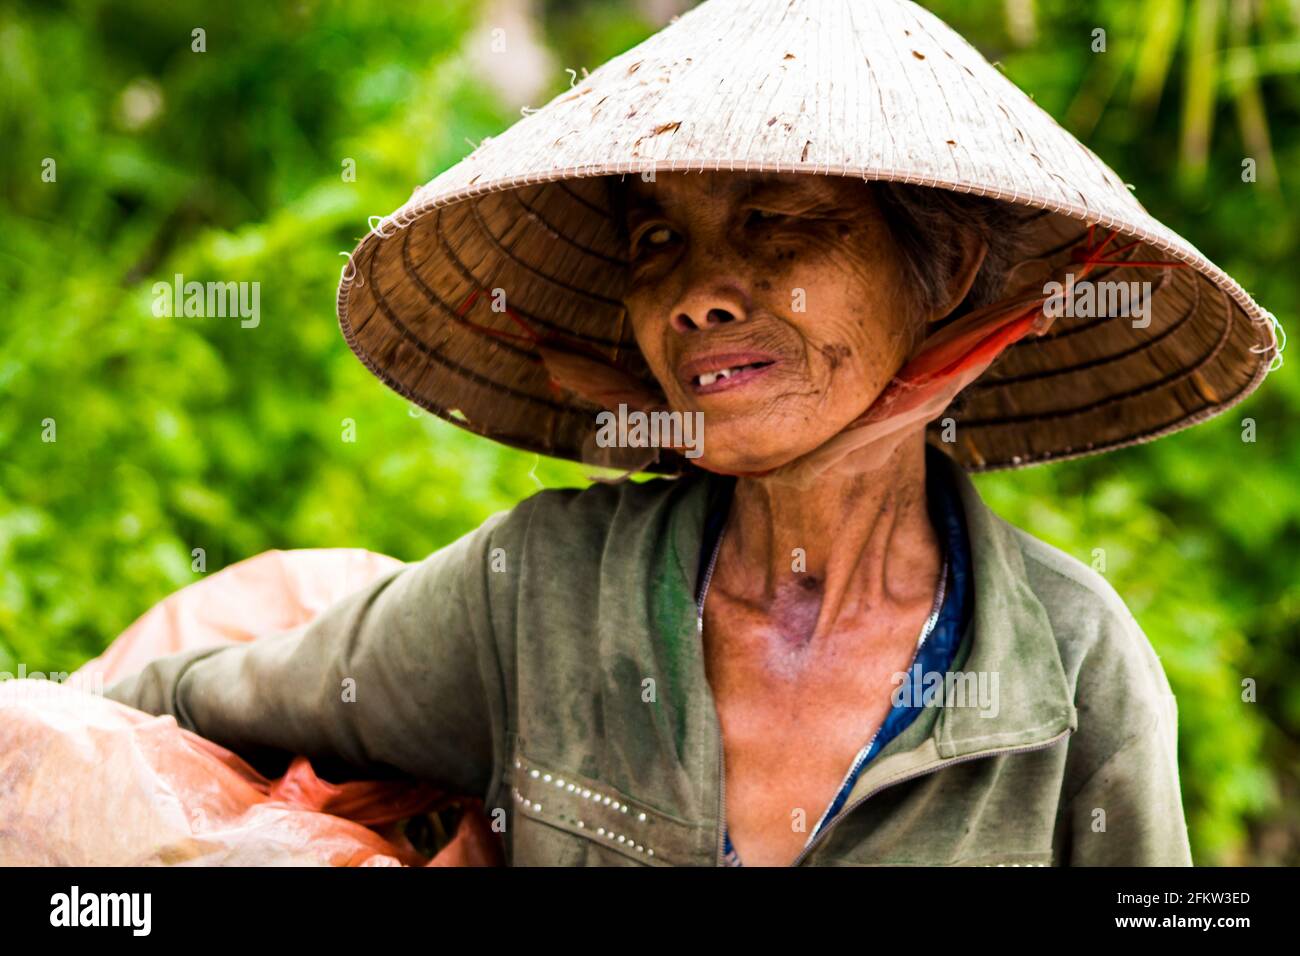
left=871, top=181, right=1031, bottom=338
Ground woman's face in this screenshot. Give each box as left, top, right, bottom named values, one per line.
left=621, top=171, right=926, bottom=474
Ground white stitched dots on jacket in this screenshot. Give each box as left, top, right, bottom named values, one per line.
left=990, top=862, right=1049, bottom=866
left=512, top=758, right=655, bottom=857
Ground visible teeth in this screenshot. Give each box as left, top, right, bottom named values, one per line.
left=697, top=367, right=739, bottom=387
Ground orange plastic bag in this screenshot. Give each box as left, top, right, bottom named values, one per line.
left=0, top=549, right=503, bottom=867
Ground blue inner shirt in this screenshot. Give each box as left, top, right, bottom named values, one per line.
left=695, top=443, right=974, bottom=866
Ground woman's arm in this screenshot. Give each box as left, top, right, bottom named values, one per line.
left=102, top=512, right=510, bottom=798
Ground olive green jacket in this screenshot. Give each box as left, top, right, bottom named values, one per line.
left=104, top=452, right=1192, bottom=866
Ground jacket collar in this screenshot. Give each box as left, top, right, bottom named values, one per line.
left=928, top=450, right=1077, bottom=758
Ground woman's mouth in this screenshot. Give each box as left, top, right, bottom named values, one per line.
left=679, top=354, right=779, bottom=396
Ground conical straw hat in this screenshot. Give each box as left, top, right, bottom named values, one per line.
left=337, top=0, right=1282, bottom=473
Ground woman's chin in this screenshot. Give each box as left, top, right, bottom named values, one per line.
left=690, top=440, right=818, bottom=477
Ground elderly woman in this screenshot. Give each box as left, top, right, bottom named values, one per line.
left=105, top=0, right=1279, bottom=866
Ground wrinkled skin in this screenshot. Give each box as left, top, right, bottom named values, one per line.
left=624, top=171, right=929, bottom=475
left=621, top=171, right=985, bottom=866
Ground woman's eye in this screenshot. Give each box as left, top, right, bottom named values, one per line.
left=632, top=225, right=677, bottom=257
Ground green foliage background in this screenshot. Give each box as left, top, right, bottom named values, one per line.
left=1, top=0, right=1296, bottom=864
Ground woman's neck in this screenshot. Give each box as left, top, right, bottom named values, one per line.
left=711, top=430, right=942, bottom=651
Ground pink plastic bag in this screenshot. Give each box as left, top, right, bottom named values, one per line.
left=0, top=549, right=504, bottom=867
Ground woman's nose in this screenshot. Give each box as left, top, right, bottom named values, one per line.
left=673, top=306, right=736, bottom=332
left=670, top=284, right=749, bottom=333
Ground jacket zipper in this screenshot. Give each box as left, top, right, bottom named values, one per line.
left=696, top=524, right=726, bottom=866
left=788, top=726, right=1074, bottom=866
left=807, top=726, right=881, bottom=842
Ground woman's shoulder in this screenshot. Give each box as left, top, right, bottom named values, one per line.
left=484, top=473, right=709, bottom=564
left=1008, top=524, right=1143, bottom=636
left=1000, top=521, right=1177, bottom=734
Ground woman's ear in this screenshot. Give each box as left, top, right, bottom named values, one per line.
left=933, top=231, right=989, bottom=321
